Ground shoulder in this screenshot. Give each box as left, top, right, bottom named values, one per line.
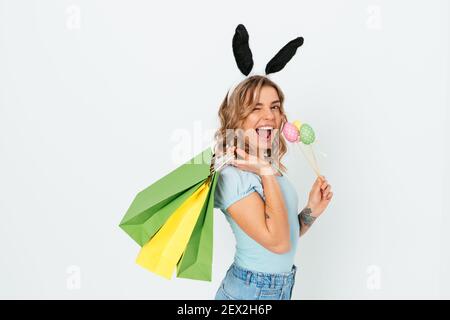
left=216, top=166, right=262, bottom=190
left=217, top=165, right=259, bottom=183
left=214, top=165, right=264, bottom=211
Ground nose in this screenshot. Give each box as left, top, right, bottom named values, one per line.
left=262, top=107, right=275, bottom=121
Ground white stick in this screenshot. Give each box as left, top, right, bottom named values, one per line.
left=295, top=143, right=321, bottom=177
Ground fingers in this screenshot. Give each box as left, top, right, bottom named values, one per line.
left=322, top=183, right=333, bottom=202
left=234, top=147, right=249, bottom=160
left=321, top=182, right=330, bottom=192
left=226, top=146, right=236, bottom=158
left=317, top=176, right=332, bottom=197
left=312, top=176, right=326, bottom=193
left=315, top=175, right=326, bottom=186
left=231, top=159, right=247, bottom=167
left=312, top=176, right=323, bottom=189
left=322, top=184, right=330, bottom=197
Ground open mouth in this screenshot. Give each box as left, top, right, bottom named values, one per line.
left=255, top=126, right=273, bottom=142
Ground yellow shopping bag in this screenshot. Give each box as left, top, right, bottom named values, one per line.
left=136, top=181, right=210, bottom=279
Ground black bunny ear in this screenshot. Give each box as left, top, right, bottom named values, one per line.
left=265, top=37, right=304, bottom=75
left=232, top=24, right=254, bottom=76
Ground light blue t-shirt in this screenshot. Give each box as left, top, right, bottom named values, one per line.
left=214, top=165, right=300, bottom=274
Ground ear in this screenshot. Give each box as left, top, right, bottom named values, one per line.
left=265, top=37, right=304, bottom=75
left=232, top=24, right=254, bottom=76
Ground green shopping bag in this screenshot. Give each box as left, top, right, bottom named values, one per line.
left=119, top=148, right=213, bottom=247
left=177, top=172, right=219, bottom=281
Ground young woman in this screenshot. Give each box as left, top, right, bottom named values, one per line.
left=213, top=75, right=333, bottom=300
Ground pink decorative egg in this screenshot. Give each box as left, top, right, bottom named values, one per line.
left=282, top=122, right=299, bottom=142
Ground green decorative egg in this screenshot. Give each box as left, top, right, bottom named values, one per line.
left=300, top=124, right=315, bottom=145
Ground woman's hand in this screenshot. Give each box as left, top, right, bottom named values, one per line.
left=229, top=147, right=276, bottom=176
left=307, top=176, right=333, bottom=217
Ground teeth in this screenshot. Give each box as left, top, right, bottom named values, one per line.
left=255, top=126, right=273, bottom=140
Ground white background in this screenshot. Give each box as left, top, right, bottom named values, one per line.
left=1, top=0, right=449, bottom=299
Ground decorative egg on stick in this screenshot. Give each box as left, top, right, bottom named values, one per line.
left=282, top=120, right=321, bottom=177
left=282, top=122, right=299, bottom=143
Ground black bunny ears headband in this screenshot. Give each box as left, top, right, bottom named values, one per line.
left=227, top=24, right=304, bottom=101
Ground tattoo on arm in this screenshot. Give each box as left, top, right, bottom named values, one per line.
left=264, top=203, right=276, bottom=219
left=298, top=207, right=316, bottom=226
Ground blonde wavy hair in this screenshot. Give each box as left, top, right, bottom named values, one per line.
left=214, top=75, right=288, bottom=173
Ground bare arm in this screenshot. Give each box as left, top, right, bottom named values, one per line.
left=298, top=177, right=334, bottom=237
left=298, top=207, right=315, bottom=237
left=226, top=148, right=291, bottom=254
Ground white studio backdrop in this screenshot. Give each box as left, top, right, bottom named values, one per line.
left=0, top=0, right=449, bottom=299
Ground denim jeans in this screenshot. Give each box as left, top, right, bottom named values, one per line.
left=215, top=263, right=297, bottom=300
